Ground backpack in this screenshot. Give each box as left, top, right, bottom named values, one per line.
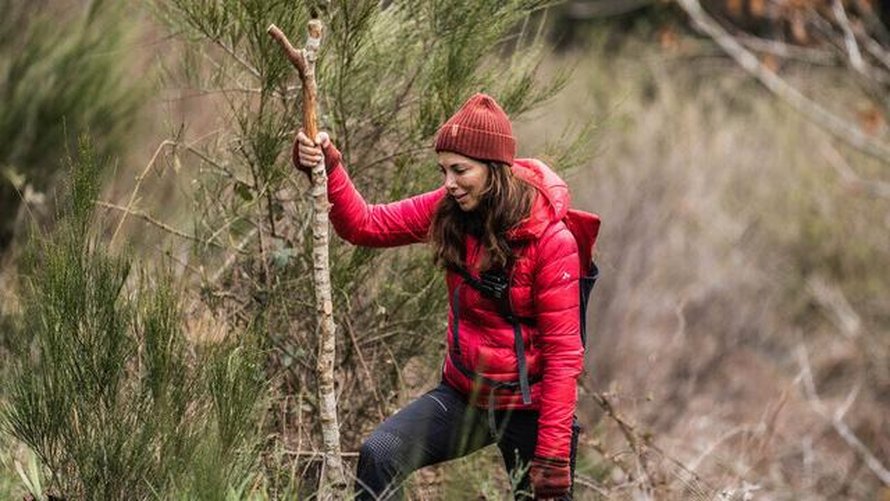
left=448, top=209, right=601, bottom=431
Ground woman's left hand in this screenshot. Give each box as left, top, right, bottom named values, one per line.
left=529, top=455, right=571, bottom=499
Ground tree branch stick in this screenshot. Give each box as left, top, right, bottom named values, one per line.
left=268, top=20, right=348, bottom=498
left=676, top=0, right=890, bottom=164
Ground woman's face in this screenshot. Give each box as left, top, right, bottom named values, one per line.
left=437, top=151, right=489, bottom=212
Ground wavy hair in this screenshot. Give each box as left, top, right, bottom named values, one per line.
left=429, top=162, right=535, bottom=272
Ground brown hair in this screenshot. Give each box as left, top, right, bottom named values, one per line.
left=429, top=163, right=535, bottom=272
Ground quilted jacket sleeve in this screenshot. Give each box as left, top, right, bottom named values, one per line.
left=532, top=224, right=584, bottom=460
left=324, top=145, right=446, bottom=248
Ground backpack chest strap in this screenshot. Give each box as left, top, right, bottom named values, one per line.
left=450, top=281, right=533, bottom=406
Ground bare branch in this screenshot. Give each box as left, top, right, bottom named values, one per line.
left=215, top=39, right=262, bottom=80
left=832, top=0, right=866, bottom=74
left=796, top=346, right=890, bottom=486
left=805, top=274, right=862, bottom=339
left=676, top=0, right=890, bottom=164
left=573, top=473, right=612, bottom=496
left=592, top=392, right=713, bottom=496
left=110, top=139, right=175, bottom=247
left=267, top=24, right=308, bottom=78
left=97, top=201, right=227, bottom=250
left=736, top=33, right=836, bottom=65
left=281, top=449, right=360, bottom=458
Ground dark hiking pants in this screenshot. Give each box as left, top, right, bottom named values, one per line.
left=354, top=382, right=579, bottom=500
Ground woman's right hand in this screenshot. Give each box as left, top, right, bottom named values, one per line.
left=292, top=130, right=340, bottom=179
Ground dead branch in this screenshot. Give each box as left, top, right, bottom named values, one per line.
left=807, top=8, right=890, bottom=85
left=831, top=0, right=865, bottom=74
left=796, top=345, right=890, bottom=486
left=573, top=473, right=612, bottom=496
left=97, top=201, right=227, bottom=250
left=342, top=312, right=387, bottom=421
left=862, top=36, right=890, bottom=72
left=676, top=0, right=890, bottom=164
left=805, top=274, right=863, bottom=339
left=592, top=392, right=713, bottom=497
left=110, top=139, right=175, bottom=247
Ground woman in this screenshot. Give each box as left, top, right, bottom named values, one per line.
left=295, top=93, right=590, bottom=500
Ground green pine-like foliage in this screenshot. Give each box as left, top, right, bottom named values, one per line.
left=1, top=138, right=267, bottom=499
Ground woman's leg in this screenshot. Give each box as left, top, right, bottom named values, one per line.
left=496, top=412, right=580, bottom=501
left=355, top=383, right=493, bottom=500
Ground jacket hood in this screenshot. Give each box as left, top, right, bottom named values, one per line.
left=506, top=158, right=570, bottom=241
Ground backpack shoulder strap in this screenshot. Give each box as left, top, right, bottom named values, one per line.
left=448, top=264, right=533, bottom=405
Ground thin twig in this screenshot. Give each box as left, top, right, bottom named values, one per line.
left=215, top=39, right=263, bottom=80
left=573, top=473, right=611, bottom=496
left=593, top=392, right=714, bottom=495
left=343, top=312, right=387, bottom=421
left=110, top=139, right=175, bottom=247
left=736, top=33, right=836, bottom=65
left=361, top=146, right=429, bottom=172
left=97, top=201, right=227, bottom=250
left=208, top=227, right=257, bottom=285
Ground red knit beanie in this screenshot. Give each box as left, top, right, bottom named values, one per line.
left=434, top=93, right=516, bottom=165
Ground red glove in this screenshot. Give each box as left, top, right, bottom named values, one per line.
left=292, top=131, right=342, bottom=180
left=529, top=455, right=571, bottom=499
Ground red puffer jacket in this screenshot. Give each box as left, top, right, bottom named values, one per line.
left=324, top=148, right=583, bottom=461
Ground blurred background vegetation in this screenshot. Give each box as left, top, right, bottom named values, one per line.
left=1, top=0, right=889, bottom=499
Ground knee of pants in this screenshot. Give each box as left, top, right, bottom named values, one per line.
left=358, top=430, right=407, bottom=473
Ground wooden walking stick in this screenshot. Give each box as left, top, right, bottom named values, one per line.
left=267, top=20, right=348, bottom=498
